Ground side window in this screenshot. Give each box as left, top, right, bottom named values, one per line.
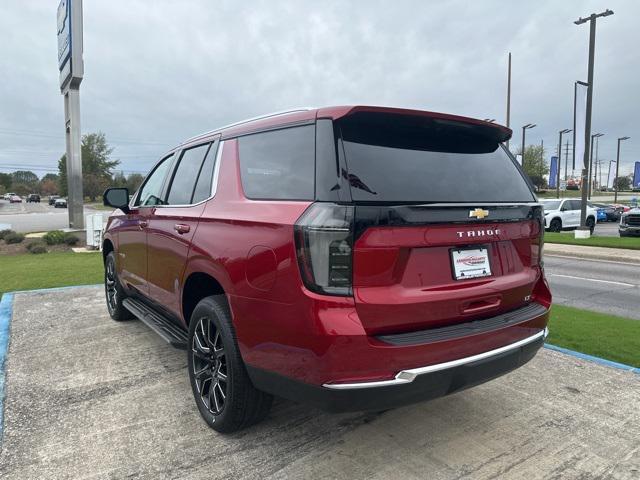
left=166, top=143, right=211, bottom=205
left=191, top=141, right=219, bottom=204
left=136, top=155, right=173, bottom=207
left=238, top=125, right=315, bottom=200
left=569, top=200, right=581, bottom=211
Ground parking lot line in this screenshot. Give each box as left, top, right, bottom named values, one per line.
left=546, top=273, right=636, bottom=287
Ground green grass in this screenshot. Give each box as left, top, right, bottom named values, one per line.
left=548, top=305, right=640, bottom=368
left=544, top=232, right=640, bottom=250
left=0, top=252, right=103, bottom=298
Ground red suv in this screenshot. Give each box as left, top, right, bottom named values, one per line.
left=103, top=106, right=551, bottom=432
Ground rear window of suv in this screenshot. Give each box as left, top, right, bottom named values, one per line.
left=238, top=125, right=315, bottom=200
left=338, top=112, right=535, bottom=203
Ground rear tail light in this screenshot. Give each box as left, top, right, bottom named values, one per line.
left=294, top=202, right=354, bottom=296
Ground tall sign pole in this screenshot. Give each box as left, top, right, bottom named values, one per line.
left=574, top=9, right=613, bottom=235
left=58, top=0, right=84, bottom=229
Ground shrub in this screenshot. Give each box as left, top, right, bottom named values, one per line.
left=26, top=241, right=47, bottom=254
left=4, top=232, right=25, bottom=244
left=0, top=229, right=15, bottom=240
left=63, top=234, right=80, bottom=246
left=43, top=230, right=66, bottom=245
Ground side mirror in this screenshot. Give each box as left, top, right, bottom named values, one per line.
left=103, top=187, right=130, bottom=213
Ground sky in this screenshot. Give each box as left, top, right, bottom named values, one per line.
left=1, top=0, right=639, bottom=179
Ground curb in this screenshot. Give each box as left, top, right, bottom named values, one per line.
left=544, top=343, right=640, bottom=374
left=0, top=292, right=14, bottom=448
left=544, top=245, right=640, bottom=265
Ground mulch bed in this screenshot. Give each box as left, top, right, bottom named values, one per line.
left=0, top=238, right=87, bottom=255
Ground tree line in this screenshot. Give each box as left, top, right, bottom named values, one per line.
left=0, top=132, right=144, bottom=199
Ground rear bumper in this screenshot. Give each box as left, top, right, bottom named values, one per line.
left=248, top=328, right=547, bottom=413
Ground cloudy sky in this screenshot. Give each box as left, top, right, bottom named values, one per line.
left=1, top=0, right=639, bottom=178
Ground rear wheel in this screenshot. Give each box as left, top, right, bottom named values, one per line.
left=549, top=218, right=562, bottom=233
left=187, top=296, right=272, bottom=433
left=586, top=217, right=595, bottom=235
left=104, top=251, right=134, bottom=321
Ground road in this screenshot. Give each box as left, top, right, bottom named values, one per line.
left=545, top=254, right=640, bottom=319
left=0, top=199, right=107, bottom=232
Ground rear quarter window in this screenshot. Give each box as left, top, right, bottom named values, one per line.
left=238, top=125, right=315, bottom=200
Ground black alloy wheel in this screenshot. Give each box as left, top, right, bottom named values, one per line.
left=187, top=296, right=272, bottom=433
left=191, top=316, right=228, bottom=416
left=104, top=251, right=133, bottom=321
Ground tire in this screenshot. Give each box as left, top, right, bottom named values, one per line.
left=586, top=217, right=595, bottom=235
left=187, top=295, right=273, bottom=433
left=104, top=251, right=134, bottom=321
left=549, top=218, right=562, bottom=233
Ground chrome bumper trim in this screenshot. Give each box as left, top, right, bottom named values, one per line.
left=323, top=327, right=548, bottom=390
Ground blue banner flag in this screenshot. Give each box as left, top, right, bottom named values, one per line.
left=549, top=156, right=558, bottom=188
left=634, top=161, right=640, bottom=189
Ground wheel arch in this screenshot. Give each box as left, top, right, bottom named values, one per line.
left=102, top=238, right=114, bottom=263
left=181, top=271, right=228, bottom=328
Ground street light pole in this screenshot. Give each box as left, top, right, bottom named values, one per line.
left=557, top=129, right=571, bottom=198
left=574, top=9, right=614, bottom=233
left=521, top=123, right=536, bottom=170
left=614, top=136, right=630, bottom=203
left=588, top=132, right=603, bottom=199
left=506, top=52, right=511, bottom=151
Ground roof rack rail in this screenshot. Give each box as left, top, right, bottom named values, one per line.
left=182, top=107, right=315, bottom=144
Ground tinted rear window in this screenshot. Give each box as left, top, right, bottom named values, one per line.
left=238, top=125, right=315, bottom=200
left=339, top=113, right=534, bottom=203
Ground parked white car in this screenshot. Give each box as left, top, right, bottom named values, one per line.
left=541, top=199, right=598, bottom=233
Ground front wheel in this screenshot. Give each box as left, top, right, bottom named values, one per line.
left=187, top=296, right=272, bottom=433
left=104, top=251, right=134, bottom=321
left=549, top=218, right=562, bottom=233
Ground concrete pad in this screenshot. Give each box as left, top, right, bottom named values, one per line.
left=0, top=286, right=638, bottom=479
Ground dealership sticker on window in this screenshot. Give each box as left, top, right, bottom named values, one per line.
left=451, top=247, right=492, bottom=280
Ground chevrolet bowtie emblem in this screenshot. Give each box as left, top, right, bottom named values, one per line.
left=469, top=208, right=489, bottom=219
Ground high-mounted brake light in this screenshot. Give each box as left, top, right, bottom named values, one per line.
left=294, top=203, right=354, bottom=296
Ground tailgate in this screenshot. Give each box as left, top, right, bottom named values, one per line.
left=352, top=204, right=543, bottom=335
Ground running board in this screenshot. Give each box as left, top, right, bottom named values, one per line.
left=123, top=298, right=188, bottom=350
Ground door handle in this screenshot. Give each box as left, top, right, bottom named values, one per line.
left=138, top=220, right=148, bottom=229
left=174, top=224, right=190, bottom=234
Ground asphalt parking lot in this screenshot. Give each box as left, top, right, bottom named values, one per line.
left=0, top=286, right=638, bottom=479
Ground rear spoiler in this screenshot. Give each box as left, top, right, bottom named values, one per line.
left=318, top=105, right=512, bottom=143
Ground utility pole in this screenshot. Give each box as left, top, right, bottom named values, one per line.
left=614, top=136, right=630, bottom=202
left=574, top=9, right=613, bottom=235
left=557, top=129, right=571, bottom=198
left=506, top=52, right=511, bottom=151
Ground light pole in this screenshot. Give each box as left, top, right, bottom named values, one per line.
left=506, top=52, right=512, bottom=151
left=588, top=132, right=603, bottom=198
left=557, top=128, right=571, bottom=198
left=574, top=9, right=614, bottom=232
left=521, top=123, right=536, bottom=170
left=614, top=136, right=630, bottom=203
